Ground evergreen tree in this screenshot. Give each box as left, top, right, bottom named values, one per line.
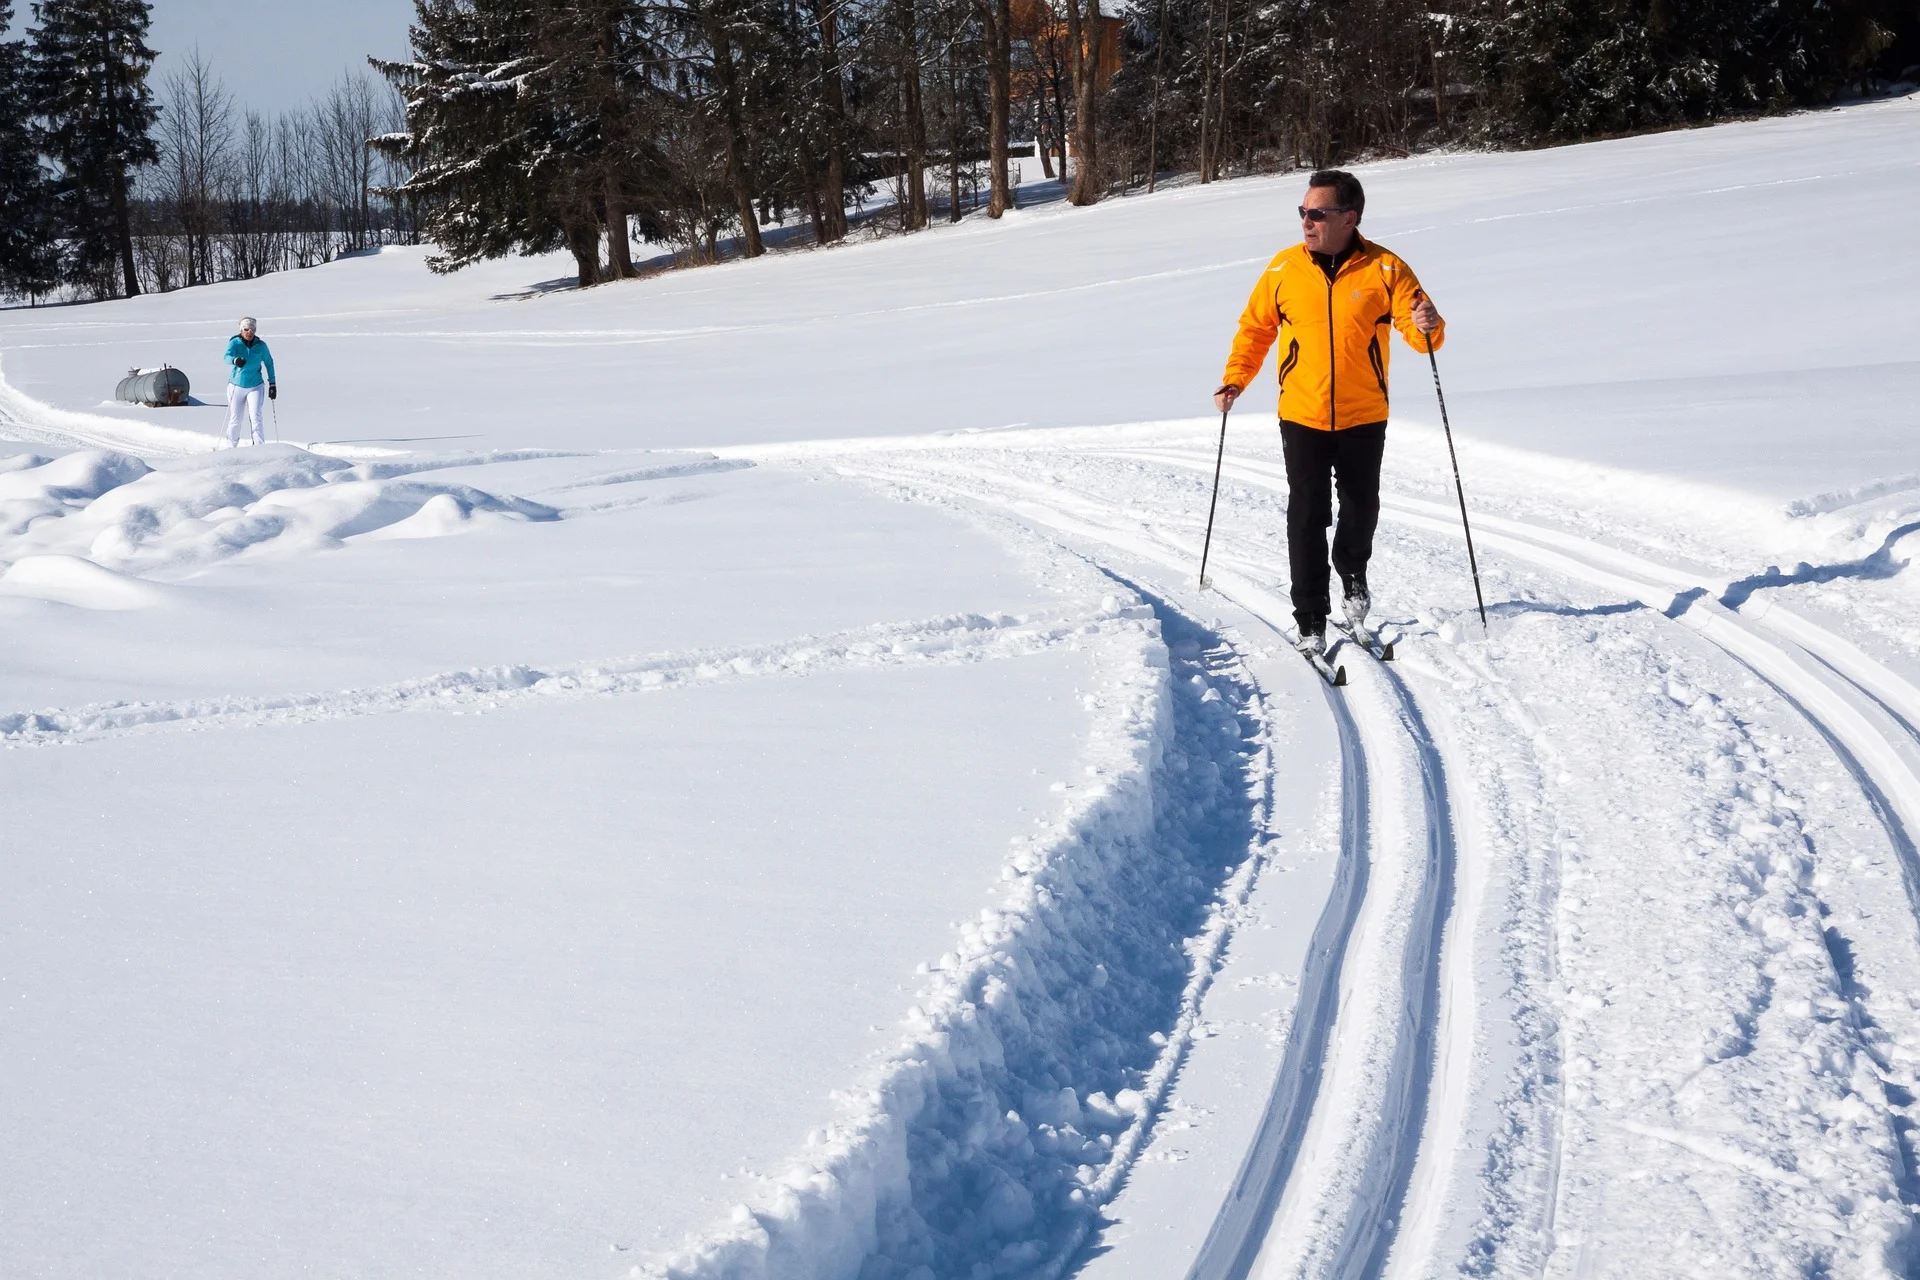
left=376, top=0, right=587, bottom=283
left=0, top=0, right=58, bottom=298
left=29, top=0, right=158, bottom=297
left=377, top=0, right=674, bottom=285
left=1464, top=0, right=1899, bottom=140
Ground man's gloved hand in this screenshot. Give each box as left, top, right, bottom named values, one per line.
left=268, top=384, right=277, bottom=400
left=234, top=356, right=247, bottom=368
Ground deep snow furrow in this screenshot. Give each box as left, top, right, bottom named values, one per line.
left=651, top=577, right=1283, bottom=1280
left=0, top=602, right=1133, bottom=747
left=811, top=452, right=1460, bottom=1280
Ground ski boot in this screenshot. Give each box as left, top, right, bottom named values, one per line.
left=1342, top=585, right=1370, bottom=635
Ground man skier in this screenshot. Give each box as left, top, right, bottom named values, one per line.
left=1214, top=170, right=1444, bottom=656
left=223, top=316, right=277, bottom=447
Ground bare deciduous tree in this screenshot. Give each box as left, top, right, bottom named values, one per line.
left=156, top=49, right=233, bottom=284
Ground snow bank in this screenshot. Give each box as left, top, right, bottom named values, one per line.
left=0, top=445, right=558, bottom=582
left=650, top=589, right=1273, bottom=1280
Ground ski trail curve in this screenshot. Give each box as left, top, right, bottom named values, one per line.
left=812, top=450, right=1462, bottom=1280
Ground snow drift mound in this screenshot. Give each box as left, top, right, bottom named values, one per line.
left=0, top=554, right=172, bottom=610
left=0, top=446, right=561, bottom=580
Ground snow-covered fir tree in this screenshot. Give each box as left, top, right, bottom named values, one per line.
left=0, top=0, right=58, bottom=300
left=379, top=0, right=688, bottom=285
left=28, top=0, right=158, bottom=298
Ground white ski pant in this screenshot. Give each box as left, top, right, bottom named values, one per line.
left=226, top=383, right=266, bottom=445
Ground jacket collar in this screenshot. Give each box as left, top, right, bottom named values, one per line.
left=1306, top=233, right=1368, bottom=280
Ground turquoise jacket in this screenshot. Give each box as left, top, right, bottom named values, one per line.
left=225, top=334, right=276, bottom=389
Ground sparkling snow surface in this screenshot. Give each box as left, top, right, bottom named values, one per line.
left=3, top=94, right=1920, bottom=1280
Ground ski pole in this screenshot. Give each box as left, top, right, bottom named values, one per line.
left=1198, top=404, right=1229, bottom=589
left=271, top=396, right=279, bottom=444
left=1416, top=295, right=1487, bottom=630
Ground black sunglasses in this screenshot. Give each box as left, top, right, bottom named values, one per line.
left=1298, top=205, right=1353, bottom=222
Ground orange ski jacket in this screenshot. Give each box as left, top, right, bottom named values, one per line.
left=1220, top=235, right=1444, bottom=432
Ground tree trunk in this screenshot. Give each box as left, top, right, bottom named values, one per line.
left=705, top=7, right=765, bottom=258
left=945, top=30, right=964, bottom=223
left=1145, top=0, right=1168, bottom=191
left=112, top=167, right=140, bottom=297
left=897, top=81, right=916, bottom=230
left=947, top=64, right=963, bottom=222
left=977, top=0, right=1011, bottom=216
left=817, top=1, right=849, bottom=241
left=1196, top=0, right=1216, bottom=183
left=898, top=0, right=930, bottom=230
left=605, top=175, right=635, bottom=278
left=1043, top=37, right=1069, bottom=182
left=804, top=170, right=826, bottom=242
left=568, top=214, right=603, bottom=286
left=1053, top=74, right=1068, bottom=181
left=1209, top=0, right=1233, bottom=181
left=1063, top=0, right=1102, bottom=205
left=102, top=47, right=140, bottom=298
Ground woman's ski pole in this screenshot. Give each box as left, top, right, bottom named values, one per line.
left=1198, top=404, right=1229, bottom=589
left=1417, top=299, right=1488, bottom=630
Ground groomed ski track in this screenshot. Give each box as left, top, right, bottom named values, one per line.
left=735, top=426, right=1920, bottom=1279
left=786, top=444, right=1468, bottom=1280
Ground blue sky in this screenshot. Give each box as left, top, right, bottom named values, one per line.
left=9, top=1, right=415, bottom=115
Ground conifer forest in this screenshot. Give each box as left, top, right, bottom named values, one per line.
left=1, top=0, right=1914, bottom=301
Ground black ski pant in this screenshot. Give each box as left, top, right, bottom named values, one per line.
left=1279, top=419, right=1386, bottom=633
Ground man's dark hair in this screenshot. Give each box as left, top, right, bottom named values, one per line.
left=1308, top=169, right=1365, bottom=220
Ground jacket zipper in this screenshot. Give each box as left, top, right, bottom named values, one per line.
left=1325, top=264, right=1337, bottom=432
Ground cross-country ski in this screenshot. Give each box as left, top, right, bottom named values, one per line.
left=1332, top=619, right=1396, bottom=663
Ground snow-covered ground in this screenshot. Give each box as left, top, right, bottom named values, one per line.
left=3, top=93, right=1919, bottom=1279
